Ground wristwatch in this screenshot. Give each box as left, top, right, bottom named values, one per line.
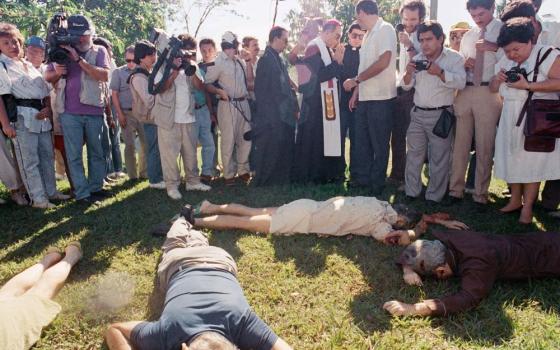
left=355, top=77, right=361, bottom=85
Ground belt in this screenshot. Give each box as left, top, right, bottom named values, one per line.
left=414, top=105, right=451, bottom=111
left=15, top=98, right=43, bottom=110
left=231, top=97, right=246, bottom=102
left=195, top=103, right=207, bottom=110
left=466, top=82, right=490, bottom=86
left=123, top=108, right=132, bottom=111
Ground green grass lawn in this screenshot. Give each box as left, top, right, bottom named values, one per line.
left=1, top=170, right=559, bottom=349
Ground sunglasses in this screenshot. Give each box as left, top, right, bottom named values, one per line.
left=350, top=33, right=364, bottom=40
left=125, top=59, right=134, bottom=63
left=450, top=33, right=465, bottom=40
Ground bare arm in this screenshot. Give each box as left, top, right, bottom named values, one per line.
left=78, top=59, right=109, bottom=82
left=357, top=51, right=392, bottom=82
left=105, top=321, right=143, bottom=350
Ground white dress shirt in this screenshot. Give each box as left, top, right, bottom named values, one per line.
left=401, top=47, right=466, bottom=108
left=358, top=17, right=398, bottom=101
left=398, top=30, right=421, bottom=84
left=459, top=18, right=504, bottom=83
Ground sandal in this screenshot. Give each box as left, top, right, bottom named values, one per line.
left=65, top=241, right=83, bottom=259
left=45, top=246, right=63, bottom=256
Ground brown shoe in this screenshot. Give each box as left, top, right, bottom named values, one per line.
left=225, top=178, right=237, bottom=186
left=238, top=173, right=251, bottom=184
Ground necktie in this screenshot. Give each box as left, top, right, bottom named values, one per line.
left=472, top=27, right=486, bottom=86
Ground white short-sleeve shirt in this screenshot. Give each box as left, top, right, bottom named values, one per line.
left=358, top=18, right=398, bottom=101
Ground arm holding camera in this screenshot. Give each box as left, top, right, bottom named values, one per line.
left=62, top=45, right=109, bottom=82
left=430, top=55, right=467, bottom=89
left=508, top=57, right=560, bottom=92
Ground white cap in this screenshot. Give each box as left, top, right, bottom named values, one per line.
left=221, top=31, right=237, bottom=44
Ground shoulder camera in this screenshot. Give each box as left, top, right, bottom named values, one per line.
left=149, top=28, right=196, bottom=77
left=46, top=13, right=81, bottom=65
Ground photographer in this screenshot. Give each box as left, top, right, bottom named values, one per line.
left=489, top=18, right=560, bottom=224
left=390, top=0, right=425, bottom=188
left=402, top=21, right=466, bottom=203
left=204, top=31, right=252, bottom=186
left=0, top=22, right=69, bottom=208
left=152, top=33, right=211, bottom=200
left=44, top=14, right=111, bottom=205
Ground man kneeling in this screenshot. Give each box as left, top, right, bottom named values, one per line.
left=189, top=197, right=467, bottom=245
left=105, top=215, right=292, bottom=350
left=384, top=230, right=560, bottom=317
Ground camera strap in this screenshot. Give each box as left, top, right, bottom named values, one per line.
left=516, top=47, right=555, bottom=127
left=231, top=58, right=251, bottom=124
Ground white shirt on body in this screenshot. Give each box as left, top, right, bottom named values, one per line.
left=358, top=17, right=398, bottom=101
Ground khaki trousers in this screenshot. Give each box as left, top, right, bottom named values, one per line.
left=121, top=110, right=147, bottom=180
left=157, top=122, right=200, bottom=190
left=217, top=100, right=251, bottom=179
left=157, top=217, right=238, bottom=292
left=0, top=131, right=22, bottom=190
left=450, top=86, right=502, bottom=203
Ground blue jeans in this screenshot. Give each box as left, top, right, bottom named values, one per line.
left=60, top=113, right=105, bottom=200
left=353, top=99, right=395, bottom=192
left=101, top=110, right=123, bottom=175
left=143, top=123, right=163, bottom=184
left=193, top=105, right=216, bottom=176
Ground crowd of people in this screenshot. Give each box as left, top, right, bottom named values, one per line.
left=1, top=0, right=560, bottom=348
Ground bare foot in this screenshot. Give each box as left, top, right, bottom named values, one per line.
left=199, top=200, right=212, bottom=215
left=499, top=201, right=522, bottom=213
left=519, top=207, right=533, bottom=225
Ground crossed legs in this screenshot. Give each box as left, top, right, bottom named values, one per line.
left=0, top=244, right=82, bottom=302
left=500, top=183, right=540, bottom=224
left=193, top=200, right=277, bottom=234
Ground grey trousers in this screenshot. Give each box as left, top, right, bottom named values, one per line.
left=12, top=116, right=57, bottom=204
left=405, top=107, right=454, bottom=202
left=157, top=217, right=238, bottom=292
left=0, top=131, right=22, bottom=190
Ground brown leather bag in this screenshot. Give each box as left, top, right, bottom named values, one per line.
left=516, top=47, right=559, bottom=153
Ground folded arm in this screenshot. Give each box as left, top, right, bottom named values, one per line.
left=105, top=321, right=143, bottom=350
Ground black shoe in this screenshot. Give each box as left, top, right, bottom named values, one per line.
left=76, top=196, right=100, bottom=206
left=425, top=199, right=441, bottom=207
left=180, top=204, right=196, bottom=225
left=91, top=190, right=113, bottom=198
left=404, top=195, right=417, bottom=202
left=445, top=196, right=462, bottom=205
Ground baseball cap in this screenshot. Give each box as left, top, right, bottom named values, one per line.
left=25, top=36, right=46, bottom=50
left=450, top=21, right=471, bottom=32
left=67, top=14, right=94, bottom=36
left=221, top=31, right=238, bottom=45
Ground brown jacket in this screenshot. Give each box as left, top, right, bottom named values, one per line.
left=428, top=230, right=560, bottom=316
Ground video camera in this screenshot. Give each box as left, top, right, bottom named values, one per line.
left=46, top=12, right=80, bottom=65
left=149, top=28, right=196, bottom=76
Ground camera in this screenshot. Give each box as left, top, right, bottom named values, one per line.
left=149, top=28, right=196, bottom=77
left=395, top=23, right=405, bottom=33
left=414, top=60, right=430, bottom=71
left=46, top=12, right=81, bottom=65
left=505, top=67, right=527, bottom=83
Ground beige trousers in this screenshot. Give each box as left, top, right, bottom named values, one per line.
left=157, top=122, right=200, bottom=190
left=217, top=100, right=251, bottom=179
left=0, top=131, right=22, bottom=190
left=121, top=110, right=147, bottom=179
left=449, top=86, right=502, bottom=203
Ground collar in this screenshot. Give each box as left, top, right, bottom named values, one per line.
left=265, top=45, right=280, bottom=57
left=370, top=17, right=384, bottom=33
left=484, top=18, right=501, bottom=32
left=445, top=245, right=459, bottom=275
left=416, top=46, right=448, bottom=61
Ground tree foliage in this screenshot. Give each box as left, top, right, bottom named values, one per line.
left=0, top=0, right=178, bottom=64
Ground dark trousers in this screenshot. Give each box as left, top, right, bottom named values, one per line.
left=389, top=88, right=413, bottom=182
left=340, top=104, right=357, bottom=180
left=542, top=180, right=560, bottom=210
left=353, top=98, right=395, bottom=192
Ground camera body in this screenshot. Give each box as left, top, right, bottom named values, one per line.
left=505, top=67, right=528, bottom=83
left=414, top=60, right=430, bottom=71
left=46, top=12, right=81, bottom=65
left=149, top=28, right=196, bottom=76
left=395, top=23, right=405, bottom=33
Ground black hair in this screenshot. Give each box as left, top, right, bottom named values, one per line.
left=269, top=26, right=288, bottom=43
left=125, top=45, right=135, bottom=55
left=392, top=204, right=422, bottom=229
left=177, top=33, right=197, bottom=50
left=500, top=0, right=536, bottom=23
left=133, top=39, right=156, bottom=64
left=400, top=0, right=427, bottom=22
left=356, top=0, right=379, bottom=15
left=466, top=0, right=494, bottom=11
left=497, top=17, right=534, bottom=47
left=417, top=20, right=446, bottom=41
left=199, top=38, right=216, bottom=49
left=347, top=22, right=363, bottom=34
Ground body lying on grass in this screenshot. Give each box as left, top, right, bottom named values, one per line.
left=184, top=196, right=468, bottom=245
left=383, top=230, right=560, bottom=317
left=106, top=213, right=292, bottom=350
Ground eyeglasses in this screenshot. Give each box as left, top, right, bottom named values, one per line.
left=125, top=59, right=134, bottom=63
left=350, top=33, right=364, bottom=40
